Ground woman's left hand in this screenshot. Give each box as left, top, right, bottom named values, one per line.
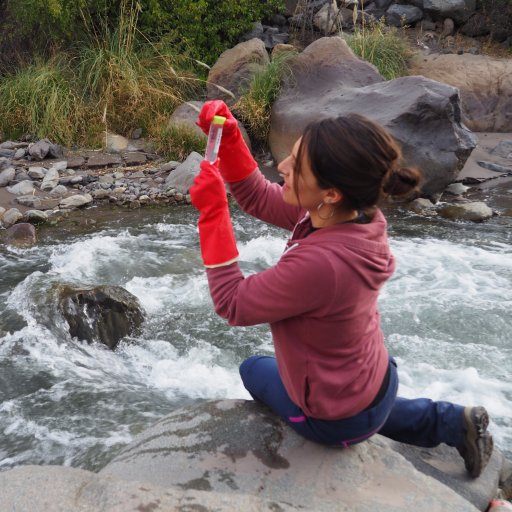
left=189, top=160, right=239, bottom=268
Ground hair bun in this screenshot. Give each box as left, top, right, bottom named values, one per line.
left=382, top=166, right=422, bottom=197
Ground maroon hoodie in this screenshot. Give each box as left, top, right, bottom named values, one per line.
left=206, top=170, right=394, bottom=420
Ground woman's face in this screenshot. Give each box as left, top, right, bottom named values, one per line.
left=278, top=137, right=327, bottom=210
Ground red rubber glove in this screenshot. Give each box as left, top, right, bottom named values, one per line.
left=189, top=160, right=239, bottom=268
left=197, top=100, right=257, bottom=183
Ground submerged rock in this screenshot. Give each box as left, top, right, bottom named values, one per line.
left=57, top=285, right=145, bottom=349
left=437, top=201, right=494, bottom=221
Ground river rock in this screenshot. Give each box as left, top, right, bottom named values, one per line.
left=437, top=201, right=494, bottom=221
left=445, top=182, right=469, bottom=195
left=0, top=157, right=12, bottom=171
left=408, top=198, right=437, bottom=214
left=0, top=465, right=297, bottom=512
left=57, top=285, right=145, bottom=349
left=6, top=180, right=35, bottom=195
left=13, top=147, right=27, bottom=160
left=4, top=223, right=36, bottom=246
left=49, top=185, right=68, bottom=198
left=490, top=141, right=512, bottom=159
left=86, top=153, right=123, bottom=168
left=28, top=139, right=51, bottom=160
left=41, top=168, right=60, bottom=191
left=23, top=210, right=49, bottom=224
left=101, top=399, right=482, bottom=511
left=15, top=196, right=60, bottom=210
left=409, top=53, right=512, bottom=132
left=269, top=37, right=476, bottom=199
left=168, top=101, right=207, bottom=138
left=207, top=38, right=270, bottom=104
left=0, top=167, right=16, bottom=187
left=59, top=193, right=93, bottom=208
left=3, top=208, right=24, bottom=227
left=27, top=167, right=46, bottom=180
left=165, top=151, right=203, bottom=194
left=106, top=132, right=129, bottom=153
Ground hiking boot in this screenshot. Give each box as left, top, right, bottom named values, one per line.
left=456, top=406, right=494, bottom=478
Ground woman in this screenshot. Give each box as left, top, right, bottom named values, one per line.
left=189, top=100, right=493, bottom=478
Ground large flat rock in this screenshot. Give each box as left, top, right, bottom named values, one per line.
left=100, top=399, right=481, bottom=512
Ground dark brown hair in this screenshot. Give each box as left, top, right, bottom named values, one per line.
left=294, top=113, right=421, bottom=213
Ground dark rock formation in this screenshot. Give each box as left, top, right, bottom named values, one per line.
left=57, top=285, right=145, bottom=349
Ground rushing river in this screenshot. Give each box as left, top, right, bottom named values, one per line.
left=1, top=197, right=511, bottom=473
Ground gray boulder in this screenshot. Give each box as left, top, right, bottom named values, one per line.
left=59, top=193, right=93, bottom=209
left=168, top=101, right=207, bottom=139
left=269, top=37, right=476, bottom=199
left=6, top=180, right=35, bottom=195
left=437, top=201, right=494, bottom=221
left=3, top=223, right=37, bottom=246
left=23, top=209, right=49, bottom=224
left=1, top=208, right=23, bottom=228
left=41, top=167, right=60, bottom=191
left=0, top=167, right=16, bottom=187
left=207, top=38, right=270, bottom=104
left=57, top=284, right=145, bottom=349
left=0, top=465, right=297, bottom=512
left=408, top=53, right=512, bottom=132
left=165, top=151, right=203, bottom=194
left=27, top=167, right=46, bottom=180
left=101, top=399, right=486, bottom=511
left=28, top=139, right=51, bottom=160
left=423, top=0, right=477, bottom=24
left=386, top=4, right=424, bottom=26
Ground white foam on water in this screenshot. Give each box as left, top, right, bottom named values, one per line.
left=125, top=273, right=211, bottom=315
left=238, top=235, right=286, bottom=267
left=384, top=238, right=512, bottom=308
left=117, top=339, right=249, bottom=401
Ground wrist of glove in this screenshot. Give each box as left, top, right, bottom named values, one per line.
left=197, top=100, right=257, bottom=183
left=189, top=160, right=239, bottom=268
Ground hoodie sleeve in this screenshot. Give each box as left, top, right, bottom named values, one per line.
left=229, top=169, right=304, bottom=231
left=206, top=244, right=335, bottom=326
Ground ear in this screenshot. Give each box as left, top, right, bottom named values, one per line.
left=323, top=188, right=343, bottom=205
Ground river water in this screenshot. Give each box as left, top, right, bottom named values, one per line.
left=1, top=196, right=511, bottom=473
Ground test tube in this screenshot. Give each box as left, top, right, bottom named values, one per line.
left=204, top=115, right=226, bottom=163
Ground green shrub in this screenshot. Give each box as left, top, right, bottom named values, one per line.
left=0, top=0, right=284, bottom=68
left=233, top=50, right=297, bottom=145
left=344, top=16, right=412, bottom=80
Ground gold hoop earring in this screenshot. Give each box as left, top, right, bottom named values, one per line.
left=317, top=201, right=335, bottom=220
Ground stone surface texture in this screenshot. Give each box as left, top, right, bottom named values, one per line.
left=269, top=37, right=476, bottom=198
left=100, top=399, right=483, bottom=512
left=409, top=53, right=512, bottom=132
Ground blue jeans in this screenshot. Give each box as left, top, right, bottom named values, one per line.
left=239, top=355, right=465, bottom=448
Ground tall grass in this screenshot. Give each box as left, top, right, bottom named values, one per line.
left=0, top=0, right=201, bottom=147
left=344, top=15, right=412, bottom=80
left=233, top=50, right=297, bottom=145
left=0, top=56, right=89, bottom=145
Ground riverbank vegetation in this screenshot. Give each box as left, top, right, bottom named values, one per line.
left=0, top=0, right=417, bottom=152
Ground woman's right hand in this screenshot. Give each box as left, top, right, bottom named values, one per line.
left=196, top=100, right=257, bottom=183
left=196, top=100, right=239, bottom=139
